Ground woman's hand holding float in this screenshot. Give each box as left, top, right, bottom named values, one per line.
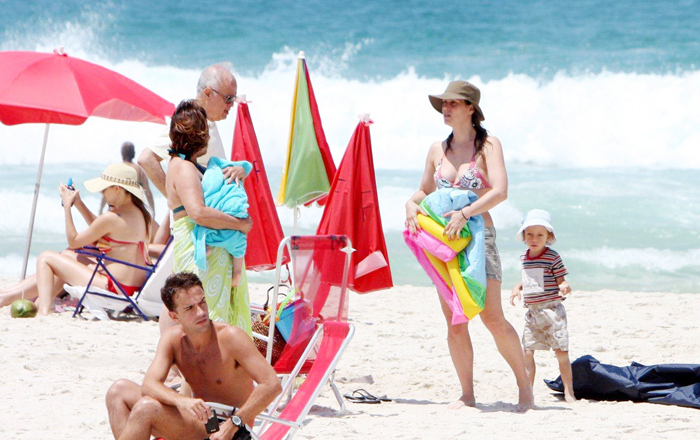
left=442, top=208, right=469, bottom=241
left=404, top=200, right=428, bottom=234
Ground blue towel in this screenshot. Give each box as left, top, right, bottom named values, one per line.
left=192, top=157, right=252, bottom=271
left=422, top=188, right=487, bottom=292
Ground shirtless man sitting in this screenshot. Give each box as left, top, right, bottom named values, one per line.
left=106, top=272, right=281, bottom=440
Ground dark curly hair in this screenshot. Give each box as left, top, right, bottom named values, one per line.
left=169, top=99, right=210, bottom=160
left=161, top=272, right=204, bottom=312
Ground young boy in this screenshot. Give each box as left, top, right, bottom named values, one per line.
left=510, top=209, right=576, bottom=403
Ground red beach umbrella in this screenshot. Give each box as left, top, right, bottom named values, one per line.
left=0, top=49, right=175, bottom=279
left=231, top=98, right=288, bottom=271
left=316, top=114, right=393, bottom=293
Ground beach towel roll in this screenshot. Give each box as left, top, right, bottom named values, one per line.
left=192, top=157, right=252, bottom=270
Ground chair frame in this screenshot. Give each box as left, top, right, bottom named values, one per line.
left=264, top=235, right=354, bottom=362
left=71, top=236, right=173, bottom=321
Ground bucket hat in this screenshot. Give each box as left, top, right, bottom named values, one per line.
left=84, top=163, right=147, bottom=203
left=516, top=209, right=557, bottom=245
left=429, top=80, right=485, bottom=122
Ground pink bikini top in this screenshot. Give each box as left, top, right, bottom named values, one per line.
left=433, top=153, right=491, bottom=190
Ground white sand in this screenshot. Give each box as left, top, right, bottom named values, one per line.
left=1, top=278, right=698, bottom=439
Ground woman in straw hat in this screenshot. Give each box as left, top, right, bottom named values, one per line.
left=0, top=163, right=152, bottom=316
left=405, top=80, right=534, bottom=411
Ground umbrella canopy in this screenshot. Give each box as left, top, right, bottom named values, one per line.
left=276, top=51, right=336, bottom=209
left=231, top=98, right=288, bottom=271
left=0, top=49, right=174, bottom=125
left=316, top=115, right=393, bottom=294
left=0, top=49, right=175, bottom=279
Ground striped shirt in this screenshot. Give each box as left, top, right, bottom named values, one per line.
left=520, top=248, right=568, bottom=305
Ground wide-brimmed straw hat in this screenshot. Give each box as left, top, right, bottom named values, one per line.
left=429, top=80, right=485, bottom=122
left=516, top=209, right=557, bottom=245
left=84, top=163, right=147, bottom=203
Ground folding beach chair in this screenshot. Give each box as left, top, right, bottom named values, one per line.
left=251, top=235, right=354, bottom=410
left=63, top=236, right=173, bottom=321
left=209, top=320, right=355, bottom=440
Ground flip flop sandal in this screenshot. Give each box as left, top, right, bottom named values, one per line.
left=343, top=388, right=392, bottom=404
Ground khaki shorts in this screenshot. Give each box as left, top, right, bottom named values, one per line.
left=522, top=299, right=569, bottom=351
left=484, top=227, right=502, bottom=282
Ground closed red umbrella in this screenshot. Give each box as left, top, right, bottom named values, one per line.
left=316, top=115, right=393, bottom=293
left=0, top=49, right=175, bottom=279
left=231, top=98, right=288, bottom=271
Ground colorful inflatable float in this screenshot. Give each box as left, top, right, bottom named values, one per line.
left=404, top=188, right=486, bottom=325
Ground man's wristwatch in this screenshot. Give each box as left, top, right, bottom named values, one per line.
left=230, top=414, right=245, bottom=430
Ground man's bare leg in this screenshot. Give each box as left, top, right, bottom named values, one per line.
left=437, top=293, right=476, bottom=409
left=555, top=349, right=576, bottom=403
left=105, top=379, right=146, bottom=439
left=117, top=396, right=206, bottom=440
left=479, top=280, right=534, bottom=412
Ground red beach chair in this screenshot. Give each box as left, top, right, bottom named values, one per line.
left=209, top=320, right=355, bottom=440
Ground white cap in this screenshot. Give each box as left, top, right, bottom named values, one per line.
left=516, top=209, right=557, bottom=245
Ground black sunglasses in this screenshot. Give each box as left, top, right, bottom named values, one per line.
left=210, top=87, right=236, bottom=104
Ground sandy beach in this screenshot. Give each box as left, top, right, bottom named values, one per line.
left=0, top=277, right=698, bottom=439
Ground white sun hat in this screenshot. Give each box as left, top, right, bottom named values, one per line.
left=516, top=209, right=557, bottom=245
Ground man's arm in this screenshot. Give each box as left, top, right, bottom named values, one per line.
left=142, top=328, right=211, bottom=423
left=226, top=327, right=282, bottom=426
left=138, top=148, right=167, bottom=197
left=137, top=165, right=157, bottom=215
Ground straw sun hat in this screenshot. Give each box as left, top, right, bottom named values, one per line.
left=84, top=163, right=147, bottom=203
left=429, top=80, right=485, bottom=122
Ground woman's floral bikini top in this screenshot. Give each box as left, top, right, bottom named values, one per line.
left=433, top=153, right=491, bottom=190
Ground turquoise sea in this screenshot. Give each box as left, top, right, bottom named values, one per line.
left=1, top=0, right=700, bottom=292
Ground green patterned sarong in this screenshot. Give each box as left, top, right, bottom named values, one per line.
left=172, top=216, right=251, bottom=337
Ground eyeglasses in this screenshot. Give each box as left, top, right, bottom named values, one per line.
left=210, top=87, right=236, bottom=104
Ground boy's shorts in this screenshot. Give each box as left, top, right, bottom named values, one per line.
left=522, top=299, right=569, bottom=351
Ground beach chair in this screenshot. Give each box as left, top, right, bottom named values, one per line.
left=63, top=236, right=173, bottom=321
left=209, top=320, right=355, bottom=440
left=252, top=235, right=354, bottom=409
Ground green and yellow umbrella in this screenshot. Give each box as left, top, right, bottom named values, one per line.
left=277, top=51, right=336, bottom=209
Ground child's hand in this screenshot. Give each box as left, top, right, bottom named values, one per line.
left=560, top=281, right=572, bottom=295
left=509, top=285, right=521, bottom=306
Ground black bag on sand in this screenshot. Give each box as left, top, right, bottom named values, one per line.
left=545, top=354, right=700, bottom=409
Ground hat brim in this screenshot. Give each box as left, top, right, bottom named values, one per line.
left=428, top=93, right=485, bottom=121
left=84, top=177, right=147, bottom=204
left=516, top=219, right=557, bottom=245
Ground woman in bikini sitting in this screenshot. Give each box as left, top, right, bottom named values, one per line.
left=0, top=163, right=151, bottom=316
left=405, top=80, right=534, bottom=411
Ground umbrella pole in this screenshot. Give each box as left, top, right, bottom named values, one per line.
left=20, top=123, right=50, bottom=280
left=293, top=206, right=300, bottom=235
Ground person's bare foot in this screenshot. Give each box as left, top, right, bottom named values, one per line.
left=447, top=394, right=476, bottom=410
left=564, top=389, right=577, bottom=403
left=516, top=385, right=534, bottom=412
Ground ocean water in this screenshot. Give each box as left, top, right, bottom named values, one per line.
left=1, top=0, right=699, bottom=292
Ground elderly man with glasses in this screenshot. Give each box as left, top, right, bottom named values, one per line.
left=138, top=63, right=241, bottom=195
